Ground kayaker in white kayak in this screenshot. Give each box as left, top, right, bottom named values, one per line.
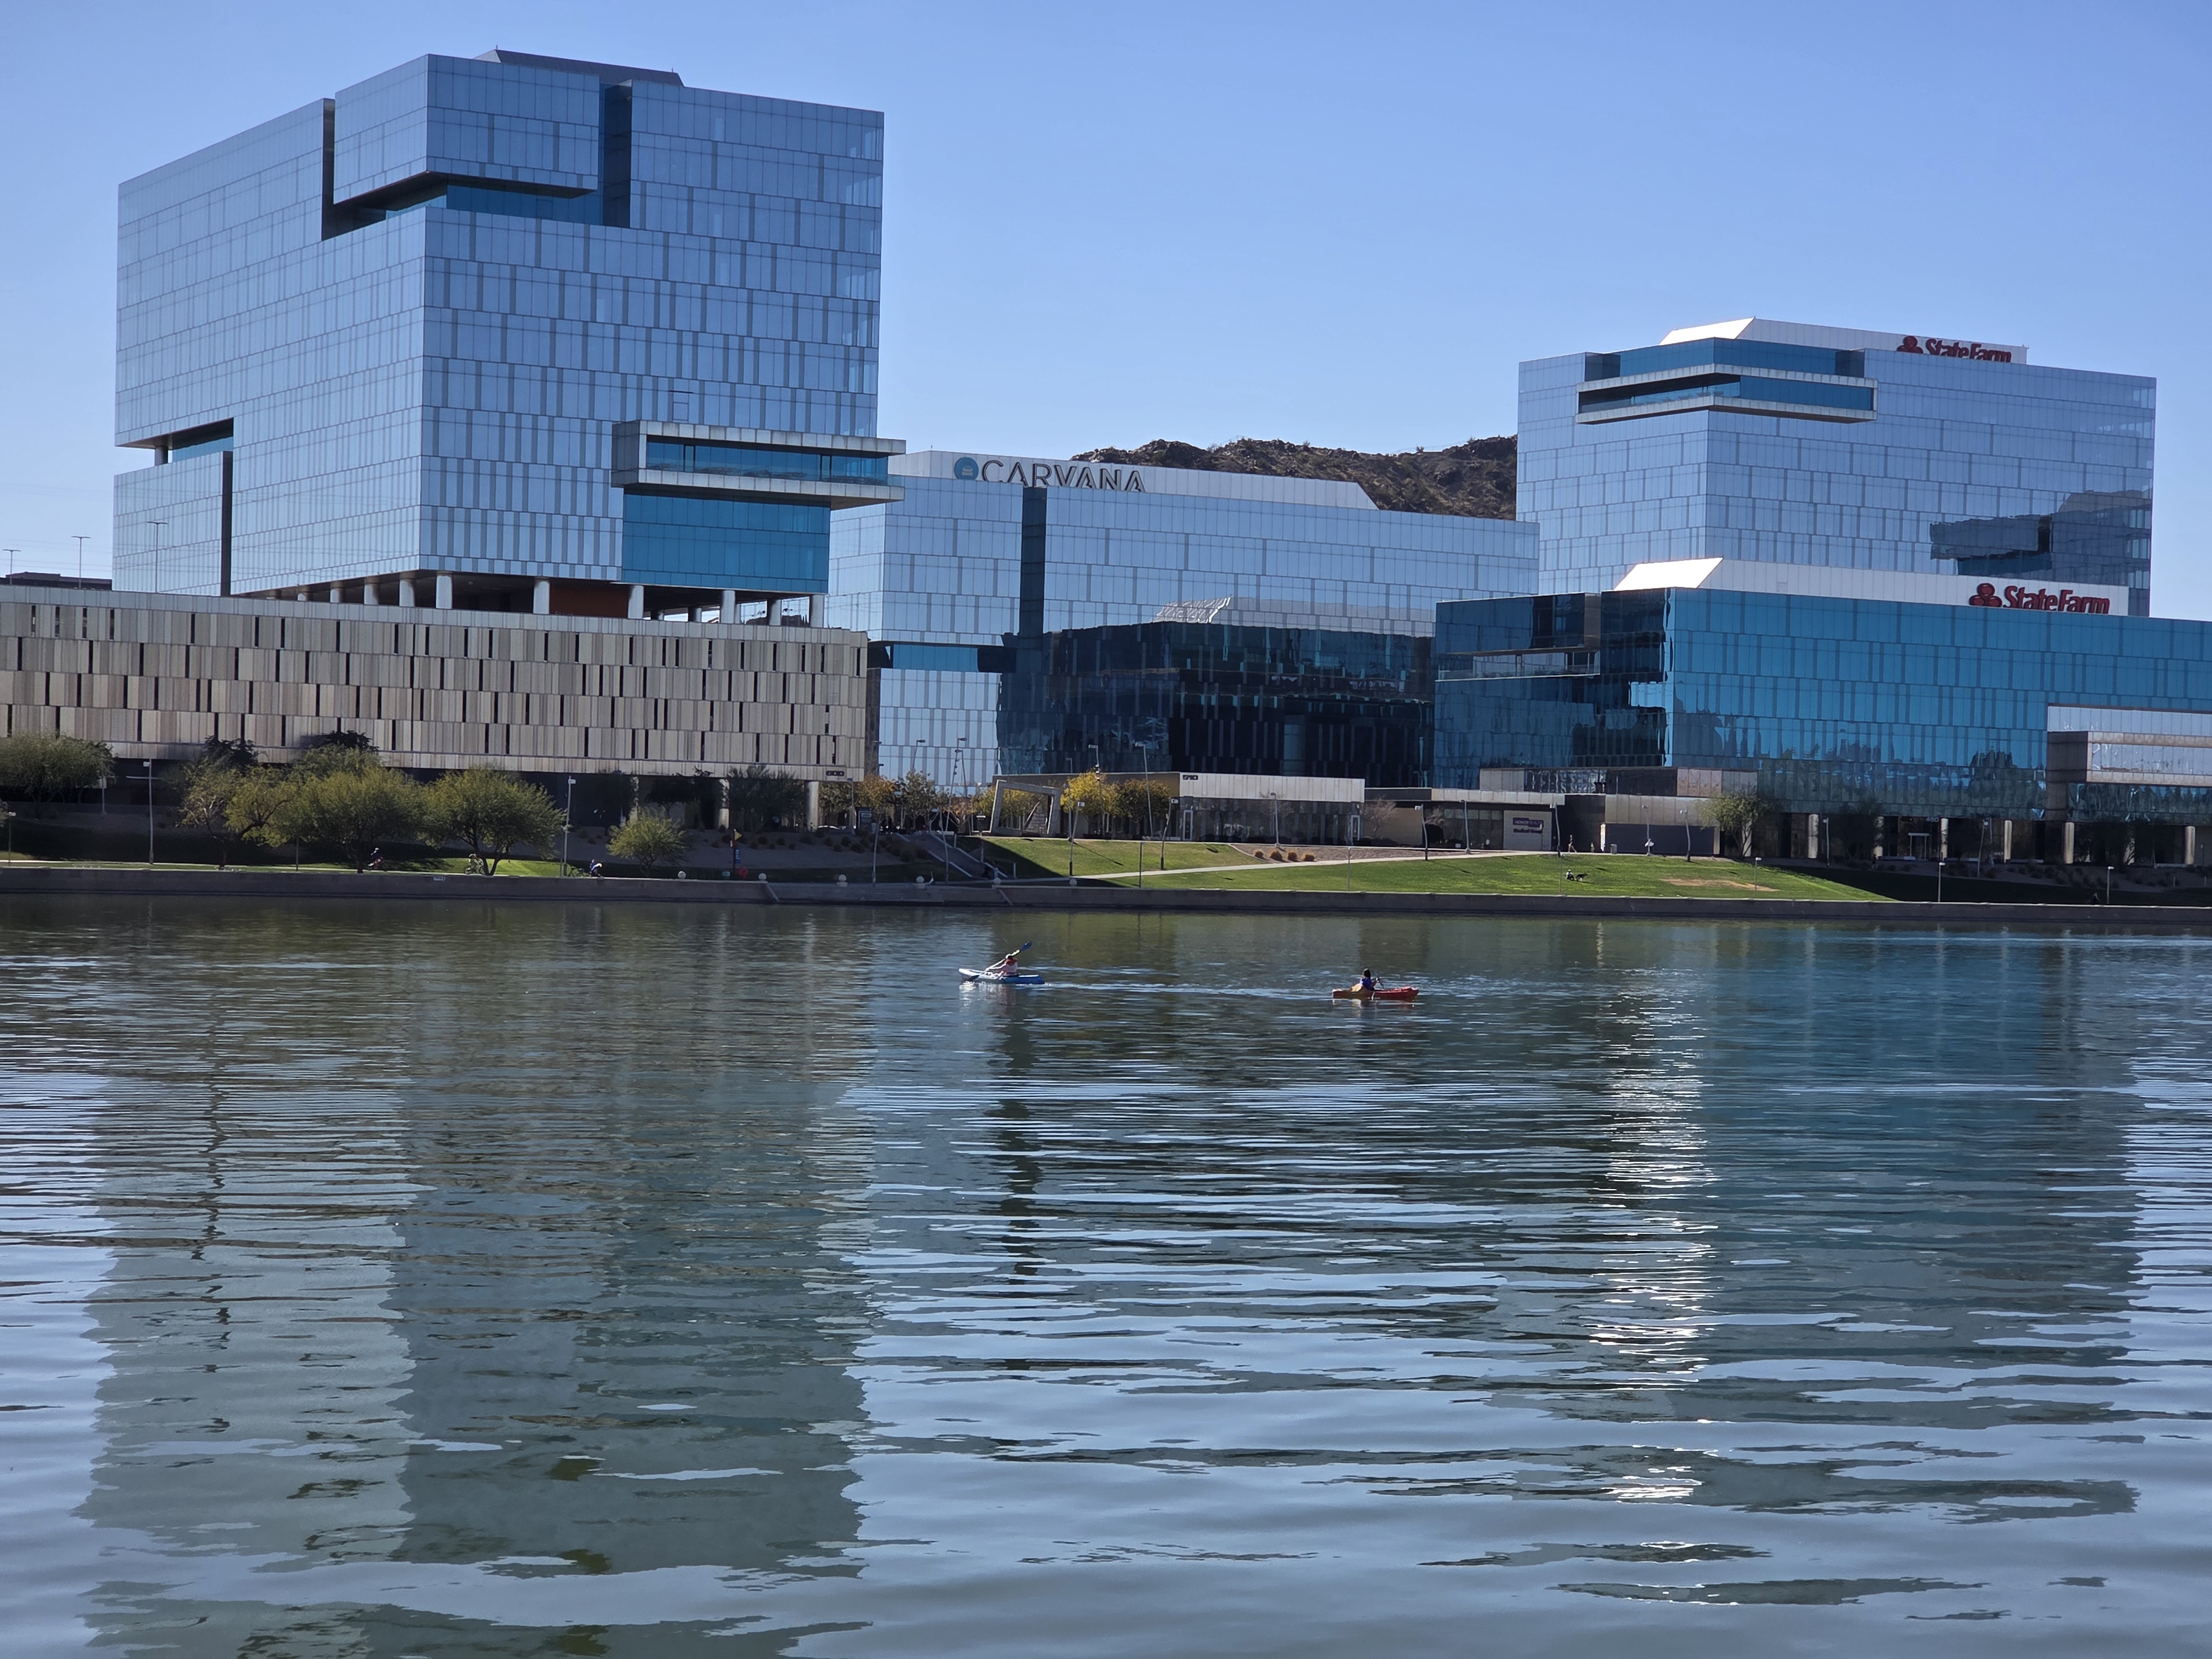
left=985, top=949, right=1025, bottom=978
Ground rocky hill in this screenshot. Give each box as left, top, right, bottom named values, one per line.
left=1071, top=435, right=1516, bottom=519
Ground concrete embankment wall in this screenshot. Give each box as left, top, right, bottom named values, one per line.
left=7, top=865, right=2212, bottom=930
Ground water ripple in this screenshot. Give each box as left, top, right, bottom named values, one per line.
left=3, top=901, right=2210, bottom=1655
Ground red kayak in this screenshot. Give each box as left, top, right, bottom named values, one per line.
left=1334, top=985, right=1417, bottom=1001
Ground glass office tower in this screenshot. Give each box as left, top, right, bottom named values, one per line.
left=1519, top=319, right=2156, bottom=614
left=112, top=50, right=898, bottom=614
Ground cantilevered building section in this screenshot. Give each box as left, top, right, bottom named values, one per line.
left=112, top=50, right=897, bottom=620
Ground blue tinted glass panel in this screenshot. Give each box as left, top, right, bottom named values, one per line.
left=1603, top=339, right=1855, bottom=380
left=620, top=493, right=829, bottom=591
left=883, top=643, right=982, bottom=671
left=1732, top=377, right=1875, bottom=410
left=169, top=434, right=235, bottom=462
left=1581, top=377, right=1875, bottom=413
left=440, top=184, right=601, bottom=223
left=644, top=440, right=889, bottom=483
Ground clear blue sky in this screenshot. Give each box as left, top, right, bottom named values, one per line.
left=4, top=3, right=2208, bottom=607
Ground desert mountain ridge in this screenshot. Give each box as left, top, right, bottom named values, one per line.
left=1071, top=436, right=1517, bottom=519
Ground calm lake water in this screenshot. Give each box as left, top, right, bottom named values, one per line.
left=4, top=899, right=2211, bottom=1656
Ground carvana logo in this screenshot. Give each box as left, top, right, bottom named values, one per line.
left=952, top=456, right=979, bottom=481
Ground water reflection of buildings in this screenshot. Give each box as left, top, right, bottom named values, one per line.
left=71, top=906, right=880, bottom=1656
left=1470, top=927, right=2146, bottom=1441
left=883, top=919, right=2150, bottom=1454
left=75, top=1058, right=419, bottom=1653
left=56, top=909, right=2173, bottom=1647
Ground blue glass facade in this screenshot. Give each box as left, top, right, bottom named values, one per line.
left=1437, top=587, right=2212, bottom=823
left=619, top=495, right=829, bottom=592
left=998, top=622, right=1434, bottom=786
left=112, top=51, right=885, bottom=603
left=1520, top=325, right=2156, bottom=614
left=830, top=459, right=1536, bottom=782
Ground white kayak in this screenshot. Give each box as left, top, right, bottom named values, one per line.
left=961, top=968, right=1044, bottom=984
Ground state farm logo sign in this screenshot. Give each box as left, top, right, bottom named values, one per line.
left=1967, top=581, right=2110, bottom=614
left=1899, top=335, right=2015, bottom=363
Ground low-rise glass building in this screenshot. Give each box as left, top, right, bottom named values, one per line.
left=828, top=450, right=1535, bottom=782
left=995, top=611, right=1434, bottom=787
left=1436, top=561, right=2212, bottom=862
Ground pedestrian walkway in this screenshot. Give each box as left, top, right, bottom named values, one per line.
left=1094, top=848, right=1543, bottom=880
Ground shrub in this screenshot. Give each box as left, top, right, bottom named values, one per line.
left=0, top=732, right=116, bottom=808
left=225, top=769, right=296, bottom=854
left=274, top=760, right=429, bottom=872
left=175, top=742, right=260, bottom=868
left=298, top=728, right=375, bottom=761
left=1110, top=778, right=1173, bottom=837
left=994, top=786, right=1044, bottom=830
left=293, top=735, right=381, bottom=778
left=1059, top=768, right=1114, bottom=833
left=891, top=769, right=945, bottom=830
left=1700, top=787, right=1777, bottom=860
left=726, top=763, right=806, bottom=833
left=608, top=810, right=687, bottom=870
left=427, top=767, right=566, bottom=874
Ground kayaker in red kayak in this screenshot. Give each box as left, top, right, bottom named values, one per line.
left=1335, top=970, right=1417, bottom=1000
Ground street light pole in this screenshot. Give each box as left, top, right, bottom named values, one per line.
left=563, top=776, right=576, bottom=874
left=1137, top=740, right=1154, bottom=886
left=143, top=759, right=154, bottom=867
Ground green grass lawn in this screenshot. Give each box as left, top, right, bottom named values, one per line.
left=1142, top=852, right=1890, bottom=901
left=977, top=836, right=1256, bottom=879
